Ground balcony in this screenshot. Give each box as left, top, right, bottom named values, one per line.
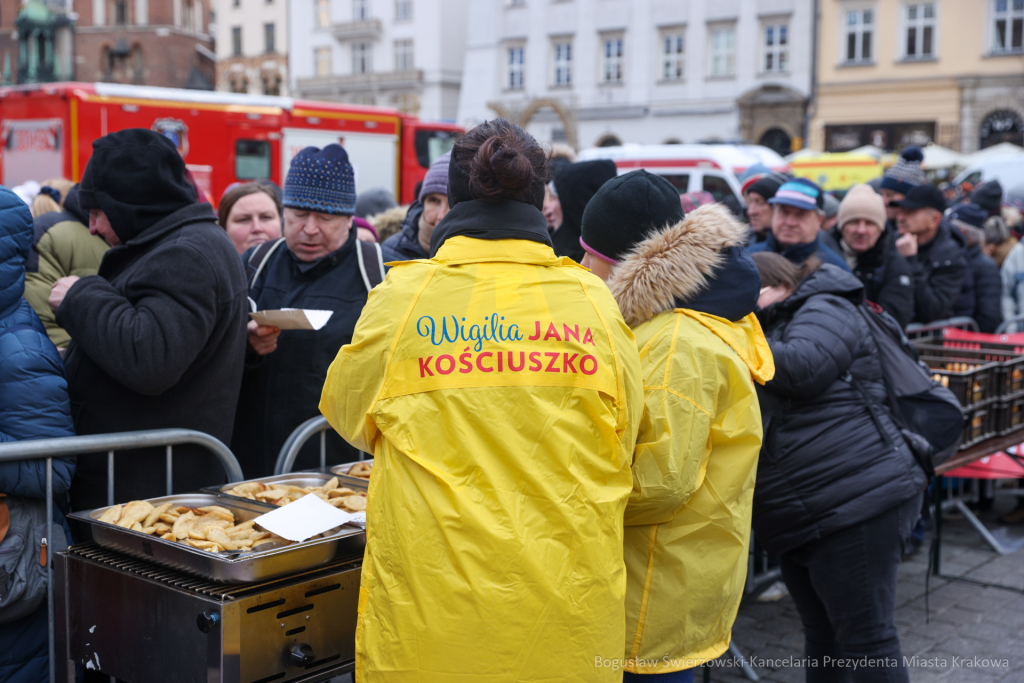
left=331, top=19, right=382, bottom=41
left=296, top=69, right=423, bottom=96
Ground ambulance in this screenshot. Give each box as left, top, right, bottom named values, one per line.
left=0, top=82, right=462, bottom=205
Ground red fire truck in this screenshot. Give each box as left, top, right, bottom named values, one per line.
left=0, top=82, right=461, bottom=206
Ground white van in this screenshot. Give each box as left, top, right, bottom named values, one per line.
left=952, top=155, right=1024, bottom=193
left=577, top=143, right=790, bottom=205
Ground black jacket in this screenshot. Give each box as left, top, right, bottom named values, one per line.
left=380, top=202, right=428, bottom=262
left=836, top=229, right=915, bottom=329
left=551, top=160, right=616, bottom=262
left=908, top=222, right=970, bottom=324
left=57, top=204, right=249, bottom=510
left=754, top=265, right=926, bottom=555
left=968, top=244, right=1002, bottom=333
left=233, top=229, right=369, bottom=476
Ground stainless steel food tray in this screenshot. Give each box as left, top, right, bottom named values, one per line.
left=201, top=471, right=368, bottom=506
left=67, top=494, right=366, bottom=584
left=329, top=459, right=374, bottom=486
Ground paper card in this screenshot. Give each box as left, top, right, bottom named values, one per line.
left=251, top=493, right=355, bottom=542
left=249, top=308, right=333, bottom=331
left=346, top=512, right=366, bottom=528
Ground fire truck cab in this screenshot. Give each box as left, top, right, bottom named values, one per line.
left=0, top=82, right=461, bottom=206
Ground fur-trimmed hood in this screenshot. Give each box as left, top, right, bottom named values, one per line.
left=609, top=203, right=755, bottom=327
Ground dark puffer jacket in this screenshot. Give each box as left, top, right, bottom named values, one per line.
left=753, top=265, right=927, bottom=555
left=909, top=221, right=970, bottom=324
left=835, top=228, right=915, bottom=329
left=380, top=202, right=427, bottom=262
left=0, top=185, right=75, bottom=683
left=967, top=243, right=1002, bottom=333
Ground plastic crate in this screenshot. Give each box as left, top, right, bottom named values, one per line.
left=996, top=396, right=1024, bottom=437
left=917, top=345, right=1024, bottom=400
left=923, top=357, right=999, bottom=409
left=962, top=404, right=997, bottom=449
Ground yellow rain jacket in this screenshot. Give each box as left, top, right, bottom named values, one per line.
left=608, top=205, right=775, bottom=674
left=320, top=199, right=644, bottom=683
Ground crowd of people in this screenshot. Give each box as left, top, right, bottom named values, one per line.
left=0, top=120, right=1021, bottom=683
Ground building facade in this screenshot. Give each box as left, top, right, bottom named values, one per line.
left=289, top=0, right=468, bottom=120
left=214, top=0, right=288, bottom=95
left=456, top=0, right=814, bottom=153
left=811, top=0, right=1024, bottom=153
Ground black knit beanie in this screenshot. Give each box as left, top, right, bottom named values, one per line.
left=745, top=173, right=786, bottom=201
left=972, top=180, right=1004, bottom=217
left=580, top=170, right=684, bottom=263
left=78, top=128, right=197, bottom=243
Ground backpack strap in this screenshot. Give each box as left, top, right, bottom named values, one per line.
left=356, top=240, right=385, bottom=292
left=247, top=238, right=286, bottom=290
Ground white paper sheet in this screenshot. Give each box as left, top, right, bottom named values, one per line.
left=249, top=308, right=333, bottom=331
left=252, top=493, right=356, bottom=542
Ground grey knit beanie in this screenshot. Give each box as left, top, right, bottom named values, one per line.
left=881, top=146, right=926, bottom=195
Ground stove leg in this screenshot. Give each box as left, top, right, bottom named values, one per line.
left=54, top=553, right=74, bottom=683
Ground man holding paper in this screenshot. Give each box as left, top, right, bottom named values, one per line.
left=233, top=144, right=382, bottom=476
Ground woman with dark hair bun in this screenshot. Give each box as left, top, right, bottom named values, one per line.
left=320, top=119, right=645, bottom=683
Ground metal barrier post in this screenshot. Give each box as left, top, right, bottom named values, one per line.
left=274, top=416, right=331, bottom=474
left=46, top=457, right=54, bottom=683
left=166, top=444, right=173, bottom=496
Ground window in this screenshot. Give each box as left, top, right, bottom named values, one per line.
left=661, top=30, right=684, bottom=81
left=231, top=26, right=242, bottom=56
left=414, top=129, right=457, bottom=169
left=354, top=0, right=369, bottom=20
left=115, top=0, right=127, bottom=25
left=507, top=45, right=524, bottom=89
left=702, top=175, right=735, bottom=203
left=264, top=23, right=275, bottom=53
left=395, top=0, right=411, bottom=20
left=232, top=0, right=239, bottom=7
left=763, top=22, right=788, bottom=72
left=903, top=2, right=935, bottom=58
left=553, top=40, right=572, bottom=86
left=844, top=7, right=874, bottom=62
left=314, top=46, right=331, bottom=76
left=353, top=42, right=372, bottom=74
left=236, top=140, right=271, bottom=179
left=395, top=39, right=414, bottom=71
left=993, top=0, right=1024, bottom=53
left=601, top=35, right=623, bottom=83
left=315, top=0, right=330, bottom=27
left=262, top=74, right=281, bottom=95
left=661, top=174, right=690, bottom=192
left=709, top=25, right=735, bottom=76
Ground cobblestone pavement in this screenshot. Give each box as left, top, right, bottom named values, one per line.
left=711, top=495, right=1024, bottom=683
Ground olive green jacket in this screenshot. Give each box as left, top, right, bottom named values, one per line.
left=23, top=219, right=109, bottom=348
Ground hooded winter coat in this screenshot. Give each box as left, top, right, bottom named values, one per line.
left=0, top=186, right=75, bottom=683
left=754, top=265, right=927, bottom=555
left=608, top=205, right=774, bottom=673
left=320, top=198, right=644, bottom=683
left=56, top=130, right=249, bottom=510
left=380, top=201, right=427, bottom=262
left=833, top=228, right=915, bottom=329
left=908, top=221, right=970, bottom=324
left=23, top=186, right=110, bottom=348
left=551, top=160, right=617, bottom=262
left=747, top=232, right=850, bottom=271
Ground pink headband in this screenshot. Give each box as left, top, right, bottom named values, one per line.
left=579, top=237, right=618, bottom=265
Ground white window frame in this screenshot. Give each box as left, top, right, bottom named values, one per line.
left=395, top=38, right=414, bottom=71
left=762, top=19, right=789, bottom=73
left=991, top=0, right=1024, bottom=54
left=552, top=38, right=572, bottom=87
left=395, top=0, right=411, bottom=21
left=900, top=1, right=937, bottom=60
left=601, top=33, right=624, bottom=84
left=708, top=23, right=736, bottom=77
left=841, top=4, right=876, bottom=64
left=353, top=0, right=370, bottom=21
left=314, top=46, right=331, bottom=77
left=352, top=42, right=372, bottom=73
left=506, top=44, right=525, bottom=90
left=314, top=0, right=330, bottom=29
left=660, top=27, right=685, bottom=82
left=231, top=26, right=242, bottom=56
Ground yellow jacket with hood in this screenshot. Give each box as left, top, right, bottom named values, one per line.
left=607, top=204, right=775, bottom=673
left=319, top=198, right=644, bottom=683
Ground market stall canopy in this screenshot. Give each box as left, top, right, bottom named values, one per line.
left=921, top=144, right=965, bottom=170
left=784, top=148, right=822, bottom=162
left=961, top=142, right=1024, bottom=167
left=789, top=152, right=885, bottom=191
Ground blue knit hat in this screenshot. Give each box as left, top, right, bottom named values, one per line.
left=881, top=146, right=927, bottom=195
left=283, top=144, right=356, bottom=215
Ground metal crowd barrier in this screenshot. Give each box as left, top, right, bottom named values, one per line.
left=0, top=429, right=244, bottom=683
left=274, top=416, right=369, bottom=475
left=995, top=315, right=1024, bottom=335
left=904, top=316, right=979, bottom=340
